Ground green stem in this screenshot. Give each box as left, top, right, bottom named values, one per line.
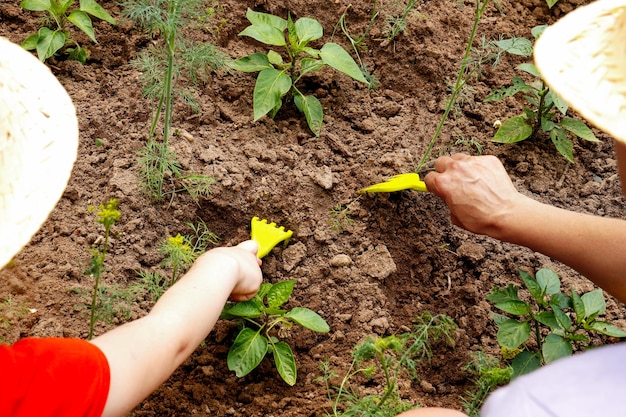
left=416, top=0, right=490, bottom=171
left=88, top=230, right=109, bottom=340
left=372, top=355, right=395, bottom=413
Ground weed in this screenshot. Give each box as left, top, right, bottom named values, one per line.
left=20, top=0, right=116, bottom=62
left=485, top=26, right=598, bottom=162
left=488, top=267, right=626, bottom=378
left=74, top=284, right=134, bottom=328
left=122, top=0, right=226, bottom=200
left=0, top=296, right=30, bottom=343
left=318, top=312, right=457, bottom=417
left=221, top=280, right=330, bottom=385
left=229, top=8, right=369, bottom=136
left=461, top=351, right=512, bottom=417
left=84, top=199, right=120, bottom=339
left=381, top=0, right=426, bottom=50
left=328, top=198, right=360, bottom=232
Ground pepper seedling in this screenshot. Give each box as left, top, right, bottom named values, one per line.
left=357, top=173, right=428, bottom=194
left=250, top=216, right=293, bottom=258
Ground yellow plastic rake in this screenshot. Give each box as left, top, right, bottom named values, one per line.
left=357, top=173, right=428, bottom=194
left=250, top=216, right=293, bottom=259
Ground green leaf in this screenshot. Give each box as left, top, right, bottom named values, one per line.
left=494, top=300, right=531, bottom=316
left=285, top=307, right=330, bottom=332
left=532, top=25, right=547, bottom=40
left=294, top=94, right=323, bottom=136
left=552, top=306, right=572, bottom=331
left=271, top=341, right=297, bottom=385
left=227, top=328, right=268, bottom=377
left=287, top=14, right=298, bottom=49
left=545, top=0, right=559, bottom=8
left=228, top=53, right=272, bottom=72
left=36, top=27, right=66, bottom=61
left=491, top=312, right=509, bottom=325
left=68, top=10, right=96, bottom=42
left=511, top=351, right=541, bottom=378
left=487, top=284, right=520, bottom=304
left=536, top=268, right=560, bottom=295
left=21, top=33, right=39, bottom=50
left=319, top=42, right=368, bottom=84
left=542, top=333, right=572, bottom=363
left=534, top=311, right=559, bottom=330
left=581, top=289, right=606, bottom=319
left=267, top=50, right=283, bottom=65
left=520, top=269, right=542, bottom=302
left=253, top=68, right=292, bottom=121
left=246, top=8, right=287, bottom=31
left=494, top=37, right=533, bottom=57
left=547, top=90, right=568, bottom=115
left=587, top=321, right=626, bottom=337
left=19, top=0, right=51, bottom=11
left=227, top=300, right=262, bottom=318
left=295, top=17, right=323, bottom=45
left=79, top=0, right=115, bottom=24
left=240, top=23, right=286, bottom=46
left=571, top=289, right=585, bottom=325
left=497, top=319, right=530, bottom=349
left=550, top=128, right=574, bottom=163
left=492, top=115, right=533, bottom=144
left=267, top=280, right=295, bottom=308
left=549, top=293, right=571, bottom=310
left=300, top=58, right=324, bottom=76
left=516, top=63, right=540, bottom=77
left=67, top=45, right=88, bottom=63
left=484, top=77, right=531, bottom=102
left=560, top=117, right=599, bottom=142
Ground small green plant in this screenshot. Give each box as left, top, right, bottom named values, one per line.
left=85, top=198, right=120, bottom=339
left=488, top=267, right=626, bottom=378
left=0, top=296, right=30, bottom=343
left=485, top=26, right=598, bottom=162
left=318, top=312, right=457, bottom=417
left=229, top=8, right=369, bottom=136
left=131, top=220, right=218, bottom=299
left=221, top=280, right=330, bottom=385
left=461, top=351, right=512, bottom=417
left=381, top=0, right=426, bottom=49
left=122, top=0, right=226, bottom=200
left=20, top=0, right=116, bottom=62
left=328, top=197, right=361, bottom=232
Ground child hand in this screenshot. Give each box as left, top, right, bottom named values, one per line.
left=228, top=240, right=263, bottom=301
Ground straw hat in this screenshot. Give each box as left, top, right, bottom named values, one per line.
left=533, top=0, right=626, bottom=143
left=0, top=37, right=78, bottom=268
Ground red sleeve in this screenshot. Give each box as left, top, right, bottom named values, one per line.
left=0, top=337, right=110, bottom=417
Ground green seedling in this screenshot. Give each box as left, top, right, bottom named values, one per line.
left=461, top=351, right=512, bottom=417
left=221, top=280, right=330, bottom=385
left=20, top=0, right=116, bottom=63
left=318, top=312, right=457, bottom=417
left=358, top=173, right=428, bottom=194
left=85, top=198, right=120, bottom=339
left=228, top=8, right=369, bottom=136
left=131, top=220, right=219, bottom=299
left=250, top=216, right=293, bottom=259
left=485, top=25, right=598, bottom=162
left=122, top=0, right=226, bottom=200
left=381, top=0, right=426, bottom=49
left=488, top=267, right=626, bottom=378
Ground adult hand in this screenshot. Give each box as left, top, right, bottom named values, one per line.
left=424, top=154, right=528, bottom=239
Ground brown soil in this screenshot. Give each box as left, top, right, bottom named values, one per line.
left=1, top=0, right=625, bottom=416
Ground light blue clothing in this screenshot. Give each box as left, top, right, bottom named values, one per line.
left=481, top=343, right=626, bottom=417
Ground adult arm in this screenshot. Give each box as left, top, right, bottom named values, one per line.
left=424, top=149, right=626, bottom=304
left=91, top=240, right=263, bottom=417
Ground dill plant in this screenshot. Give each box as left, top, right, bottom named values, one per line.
left=121, top=0, right=228, bottom=201
left=318, top=312, right=457, bottom=417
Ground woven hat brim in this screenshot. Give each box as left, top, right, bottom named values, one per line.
left=0, top=37, right=78, bottom=268
left=534, top=0, right=626, bottom=144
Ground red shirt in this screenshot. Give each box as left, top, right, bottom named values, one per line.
left=0, top=337, right=110, bottom=417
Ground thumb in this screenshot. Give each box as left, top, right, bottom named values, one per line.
left=237, top=239, right=259, bottom=255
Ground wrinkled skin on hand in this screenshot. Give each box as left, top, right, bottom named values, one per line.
left=424, top=153, right=528, bottom=240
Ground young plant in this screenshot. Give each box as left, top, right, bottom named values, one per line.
left=0, top=296, right=31, bottom=343
left=85, top=198, right=120, bottom=339
left=20, top=0, right=116, bottom=63
left=131, top=220, right=219, bottom=299
left=461, top=351, right=512, bottom=417
left=228, top=8, right=369, bottom=136
left=318, top=312, right=457, bottom=417
left=488, top=267, right=626, bottom=378
left=485, top=26, right=598, bottom=162
left=381, top=0, right=426, bottom=49
left=221, top=280, right=330, bottom=386
left=122, top=0, right=227, bottom=200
